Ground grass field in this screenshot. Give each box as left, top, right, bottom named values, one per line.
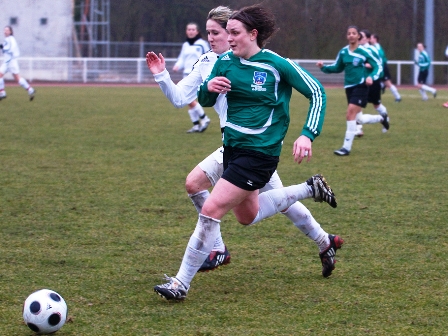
left=0, top=85, right=447, bottom=335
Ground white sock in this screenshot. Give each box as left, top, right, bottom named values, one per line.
left=189, top=190, right=225, bottom=252
left=356, top=112, right=382, bottom=124
left=176, top=214, right=221, bottom=288
left=419, top=89, right=428, bottom=99
left=191, top=103, right=206, bottom=120
left=18, top=77, right=30, bottom=91
left=189, top=190, right=209, bottom=214
left=0, top=78, right=5, bottom=90
left=421, top=84, right=435, bottom=94
left=342, top=120, right=357, bottom=151
left=282, top=202, right=329, bottom=252
left=249, top=183, right=312, bottom=225
left=390, top=85, right=401, bottom=99
left=188, top=108, right=200, bottom=124
left=375, top=104, right=387, bottom=115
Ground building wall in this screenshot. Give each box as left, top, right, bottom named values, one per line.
left=0, top=0, right=73, bottom=57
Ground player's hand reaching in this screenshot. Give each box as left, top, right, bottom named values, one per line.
left=293, top=135, right=312, bottom=164
left=207, top=76, right=231, bottom=94
left=146, top=52, right=166, bottom=75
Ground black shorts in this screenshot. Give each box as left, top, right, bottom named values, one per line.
left=382, top=63, right=391, bottom=81
left=222, top=146, right=278, bottom=191
left=418, top=69, right=428, bottom=84
left=367, top=79, right=382, bottom=105
left=345, top=84, right=368, bottom=108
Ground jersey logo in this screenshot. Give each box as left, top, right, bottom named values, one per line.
left=251, top=71, right=267, bottom=92
left=353, top=58, right=360, bottom=66
left=221, top=54, right=231, bottom=61
left=201, top=56, right=209, bottom=63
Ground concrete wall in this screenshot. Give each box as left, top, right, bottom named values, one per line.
left=0, top=0, right=73, bottom=57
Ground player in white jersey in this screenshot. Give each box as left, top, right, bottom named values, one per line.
left=173, top=23, right=211, bottom=133
left=147, top=7, right=342, bottom=300
left=0, top=26, right=35, bottom=101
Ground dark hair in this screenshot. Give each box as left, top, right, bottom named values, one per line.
left=229, top=4, right=278, bottom=48
left=360, top=29, right=371, bottom=39
left=347, top=25, right=361, bottom=40
left=186, top=22, right=202, bottom=39
left=372, top=33, right=379, bottom=41
left=5, top=26, right=13, bottom=35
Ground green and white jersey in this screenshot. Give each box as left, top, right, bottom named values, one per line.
left=374, top=43, right=388, bottom=65
left=320, top=45, right=383, bottom=88
left=198, top=49, right=326, bottom=157
left=363, top=43, right=384, bottom=78
left=417, top=50, right=431, bottom=71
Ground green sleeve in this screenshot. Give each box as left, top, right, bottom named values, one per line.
left=321, top=50, right=345, bottom=74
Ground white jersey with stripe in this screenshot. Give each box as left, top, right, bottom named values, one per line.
left=153, top=50, right=228, bottom=127
left=174, top=38, right=210, bottom=75
left=2, top=35, right=20, bottom=63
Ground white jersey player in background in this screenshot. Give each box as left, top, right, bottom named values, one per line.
left=146, top=6, right=342, bottom=280
left=173, top=22, right=211, bottom=133
left=0, top=26, right=35, bottom=101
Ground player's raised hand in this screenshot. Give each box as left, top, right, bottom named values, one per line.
left=146, top=52, right=166, bottom=74
left=293, top=135, right=312, bottom=164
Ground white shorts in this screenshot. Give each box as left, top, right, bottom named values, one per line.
left=0, top=59, right=20, bottom=75
left=198, top=146, right=283, bottom=191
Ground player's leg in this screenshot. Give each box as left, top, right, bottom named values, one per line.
left=187, top=148, right=230, bottom=272
left=0, top=64, right=7, bottom=99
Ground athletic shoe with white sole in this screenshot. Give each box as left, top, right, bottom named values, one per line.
left=186, top=125, right=201, bottom=133
left=334, top=147, right=350, bottom=156
left=154, top=275, right=188, bottom=300
left=198, top=246, right=231, bottom=272
left=380, top=112, right=389, bottom=131
left=0, top=92, right=6, bottom=100
left=306, top=174, right=337, bottom=208
left=320, top=234, right=344, bottom=278
left=199, top=117, right=210, bottom=132
left=28, top=88, right=35, bottom=101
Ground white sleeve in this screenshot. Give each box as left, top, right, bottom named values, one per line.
left=174, top=43, right=186, bottom=70
left=153, top=67, right=202, bottom=108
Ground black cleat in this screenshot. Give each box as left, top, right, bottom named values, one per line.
left=306, top=174, right=337, bottom=208
left=320, top=234, right=344, bottom=278
left=198, top=247, right=231, bottom=272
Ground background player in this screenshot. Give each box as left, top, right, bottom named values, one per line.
left=173, top=22, right=211, bottom=132
left=0, top=26, right=35, bottom=101
left=415, top=42, right=436, bottom=101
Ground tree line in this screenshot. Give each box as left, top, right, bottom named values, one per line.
left=106, top=0, right=448, bottom=61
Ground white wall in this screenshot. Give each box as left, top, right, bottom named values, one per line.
left=0, top=0, right=73, bottom=57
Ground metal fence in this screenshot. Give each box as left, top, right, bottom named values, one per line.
left=7, top=57, right=448, bottom=85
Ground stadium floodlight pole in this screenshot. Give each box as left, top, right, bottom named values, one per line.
left=425, top=0, right=434, bottom=84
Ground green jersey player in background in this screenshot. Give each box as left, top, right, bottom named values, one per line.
left=317, top=26, right=389, bottom=156
left=415, top=42, right=437, bottom=101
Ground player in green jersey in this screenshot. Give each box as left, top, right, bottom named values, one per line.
left=153, top=4, right=337, bottom=301
left=317, top=26, right=389, bottom=156
left=371, top=33, right=401, bottom=102
left=415, top=42, right=437, bottom=101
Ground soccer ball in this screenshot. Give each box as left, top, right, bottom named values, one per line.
left=23, top=289, right=68, bottom=334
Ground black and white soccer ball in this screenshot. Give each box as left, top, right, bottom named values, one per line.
left=23, top=289, right=68, bottom=334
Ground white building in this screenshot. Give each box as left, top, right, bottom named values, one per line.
left=0, top=0, right=73, bottom=57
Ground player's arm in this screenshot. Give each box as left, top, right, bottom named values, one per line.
left=197, top=62, right=223, bottom=107
left=319, top=51, right=345, bottom=73
left=365, top=51, right=382, bottom=81
left=285, top=59, right=326, bottom=143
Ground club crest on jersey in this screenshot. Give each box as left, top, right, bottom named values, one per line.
left=353, top=58, right=360, bottom=66
left=252, top=71, right=267, bottom=91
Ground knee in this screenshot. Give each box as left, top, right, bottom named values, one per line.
left=185, top=174, right=198, bottom=195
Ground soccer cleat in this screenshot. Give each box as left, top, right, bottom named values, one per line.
left=395, top=98, right=401, bottom=103
left=355, top=130, right=364, bottom=138
left=433, top=90, right=437, bottom=98
left=380, top=112, right=389, bottom=131
left=154, top=274, right=188, bottom=300
left=0, top=92, right=6, bottom=101
left=186, top=125, right=201, bottom=133
left=198, top=247, right=231, bottom=272
left=319, top=234, right=344, bottom=278
left=306, top=174, right=337, bottom=208
left=199, top=117, right=211, bottom=132
left=28, top=88, right=35, bottom=101
left=334, top=148, right=350, bottom=156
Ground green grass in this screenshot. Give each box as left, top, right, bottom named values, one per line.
left=0, top=85, right=447, bottom=335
